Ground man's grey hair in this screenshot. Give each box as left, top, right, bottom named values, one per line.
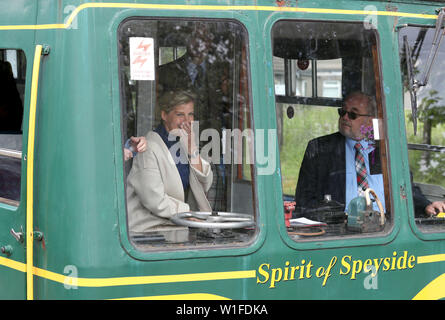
left=344, top=91, right=377, bottom=117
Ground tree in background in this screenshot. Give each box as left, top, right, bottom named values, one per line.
left=408, top=90, right=445, bottom=187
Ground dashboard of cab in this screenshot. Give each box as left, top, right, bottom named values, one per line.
left=129, top=210, right=257, bottom=250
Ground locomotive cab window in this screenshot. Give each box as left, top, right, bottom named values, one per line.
left=399, top=24, right=445, bottom=234
left=118, top=19, right=257, bottom=250
left=0, top=49, right=25, bottom=207
left=273, top=20, right=393, bottom=240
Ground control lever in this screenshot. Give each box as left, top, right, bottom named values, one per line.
left=10, top=227, right=24, bottom=243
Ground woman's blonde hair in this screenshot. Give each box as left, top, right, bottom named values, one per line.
left=158, top=90, right=196, bottom=114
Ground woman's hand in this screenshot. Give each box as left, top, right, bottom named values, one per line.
left=129, top=136, right=147, bottom=153
left=178, top=121, right=203, bottom=172
left=179, top=121, right=198, bottom=155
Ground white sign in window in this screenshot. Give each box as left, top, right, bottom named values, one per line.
left=129, top=37, right=155, bottom=81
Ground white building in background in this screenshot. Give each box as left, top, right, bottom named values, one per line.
left=273, top=56, right=342, bottom=99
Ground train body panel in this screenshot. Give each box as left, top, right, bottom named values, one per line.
left=0, top=0, right=445, bottom=300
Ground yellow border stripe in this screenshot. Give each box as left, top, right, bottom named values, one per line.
left=0, top=24, right=67, bottom=30
left=113, top=293, right=231, bottom=300
left=33, top=268, right=256, bottom=287
left=417, top=254, right=445, bottom=264
left=0, top=2, right=438, bottom=30
left=26, top=45, right=43, bottom=300
left=4, top=252, right=445, bottom=291
left=54, top=3, right=444, bottom=22
left=413, top=273, right=445, bottom=300
left=0, top=256, right=26, bottom=273
left=0, top=257, right=256, bottom=287
left=1, top=255, right=256, bottom=288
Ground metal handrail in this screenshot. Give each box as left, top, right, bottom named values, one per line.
left=0, top=148, right=22, bottom=159
left=407, top=143, right=445, bottom=153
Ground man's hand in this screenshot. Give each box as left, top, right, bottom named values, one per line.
left=425, top=201, right=445, bottom=216
left=124, top=148, right=133, bottom=161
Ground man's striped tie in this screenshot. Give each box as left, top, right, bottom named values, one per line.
left=355, top=142, right=369, bottom=191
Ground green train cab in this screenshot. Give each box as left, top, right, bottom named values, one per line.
left=0, top=0, right=445, bottom=300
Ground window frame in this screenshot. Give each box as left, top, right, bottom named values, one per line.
left=269, top=18, right=397, bottom=250
left=0, top=48, right=27, bottom=208
left=111, top=13, right=264, bottom=261
left=397, top=23, right=445, bottom=241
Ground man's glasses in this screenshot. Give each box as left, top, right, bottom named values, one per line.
left=337, top=108, right=372, bottom=120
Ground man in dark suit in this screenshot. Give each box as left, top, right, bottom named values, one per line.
left=157, top=27, right=229, bottom=134
left=295, top=91, right=445, bottom=217
left=295, top=131, right=348, bottom=210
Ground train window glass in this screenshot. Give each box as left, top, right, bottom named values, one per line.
left=273, top=20, right=392, bottom=241
left=0, top=49, right=25, bottom=207
left=159, top=46, right=186, bottom=66
left=274, top=57, right=314, bottom=98
left=399, top=26, right=445, bottom=233
left=118, top=19, right=257, bottom=250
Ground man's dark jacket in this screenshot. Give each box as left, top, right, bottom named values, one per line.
left=295, top=132, right=346, bottom=210
left=294, top=132, right=430, bottom=216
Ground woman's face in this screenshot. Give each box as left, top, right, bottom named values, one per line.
left=161, top=101, right=195, bottom=133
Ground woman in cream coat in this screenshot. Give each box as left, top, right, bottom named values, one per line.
left=126, top=90, right=213, bottom=232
